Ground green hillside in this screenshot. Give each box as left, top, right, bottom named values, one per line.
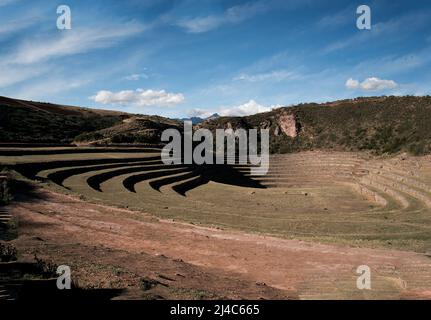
left=200, top=96, right=431, bottom=155
left=0, top=96, right=180, bottom=145
left=0, top=96, right=129, bottom=143
left=74, top=116, right=182, bottom=145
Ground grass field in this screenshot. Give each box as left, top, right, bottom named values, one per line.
left=2, top=147, right=431, bottom=252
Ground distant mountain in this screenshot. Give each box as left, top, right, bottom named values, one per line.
left=178, top=113, right=220, bottom=125
left=206, top=113, right=220, bottom=121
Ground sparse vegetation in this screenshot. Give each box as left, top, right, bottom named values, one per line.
left=74, top=116, right=182, bottom=145
left=2, top=95, right=431, bottom=156
left=0, top=172, right=12, bottom=204
left=201, top=96, right=431, bottom=156
left=34, top=254, right=58, bottom=278
left=0, top=241, right=17, bottom=262
left=0, top=96, right=128, bottom=143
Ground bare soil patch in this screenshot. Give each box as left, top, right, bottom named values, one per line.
left=9, top=186, right=431, bottom=299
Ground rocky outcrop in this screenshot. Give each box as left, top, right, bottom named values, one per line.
left=277, top=112, right=299, bottom=138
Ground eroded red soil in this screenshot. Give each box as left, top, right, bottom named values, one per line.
left=9, top=187, right=431, bottom=299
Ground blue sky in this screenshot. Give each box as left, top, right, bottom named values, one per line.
left=1, top=0, right=431, bottom=118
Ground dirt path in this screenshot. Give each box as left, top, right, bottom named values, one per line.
left=9, top=187, right=431, bottom=299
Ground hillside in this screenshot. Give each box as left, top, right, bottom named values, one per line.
left=0, top=96, right=130, bottom=143
left=0, top=96, right=180, bottom=145
left=74, top=116, right=182, bottom=145
left=199, top=96, right=431, bottom=155
left=2, top=95, right=431, bottom=155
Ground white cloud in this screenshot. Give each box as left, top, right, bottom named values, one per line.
left=345, top=78, right=360, bottom=89
left=176, top=1, right=267, bottom=33
left=233, top=70, right=296, bottom=82
left=124, top=73, right=148, bottom=81
left=91, top=88, right=185, bottom=107
left=220, top=100, right=275, bottom=116
left=345, top=77, right=398, bottom=91
left=188, top=100, right=280, bottom=118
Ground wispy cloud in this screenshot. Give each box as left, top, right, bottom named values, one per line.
left=316, top=6, right=354, bottom=29
left=176, top=16, right=222, bottom=34
left=352, top=48, right=431, bottom=76
left=124, top=73, right=149, bottom=81
left=91, top=88, right=185, bottom=107
left=233, top=70, right=297, bottom=82
left=0, top=0, right=19, bottom=7
left=0, top=20, right=145, bottom=90
left=10, top=22, right=145, bottom=65
left=0, top=64, right=48, bottom=87
left=176, top=1, right=268, bottom=33
left=0, top=14, right=41, bottom=38
left=13, top=78, right=90, bottom=101
left=323, top=10, right=431, bottom=54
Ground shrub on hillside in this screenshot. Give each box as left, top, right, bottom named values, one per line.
left=74, top=131, right=105, bottom=142
left=0, top=171, right=12, bottom=205
left=0, top=242, right=17, bottom=262
left=409, top=142, right=427, bottom=156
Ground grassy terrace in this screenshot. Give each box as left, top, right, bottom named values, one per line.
left=2, top=147, right=431, bottom=252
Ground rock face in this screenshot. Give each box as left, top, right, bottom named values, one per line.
left=277, top=113, right=298, bottom=138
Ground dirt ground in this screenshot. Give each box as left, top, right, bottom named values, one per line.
left=8, top=186, right=431, bottom=300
